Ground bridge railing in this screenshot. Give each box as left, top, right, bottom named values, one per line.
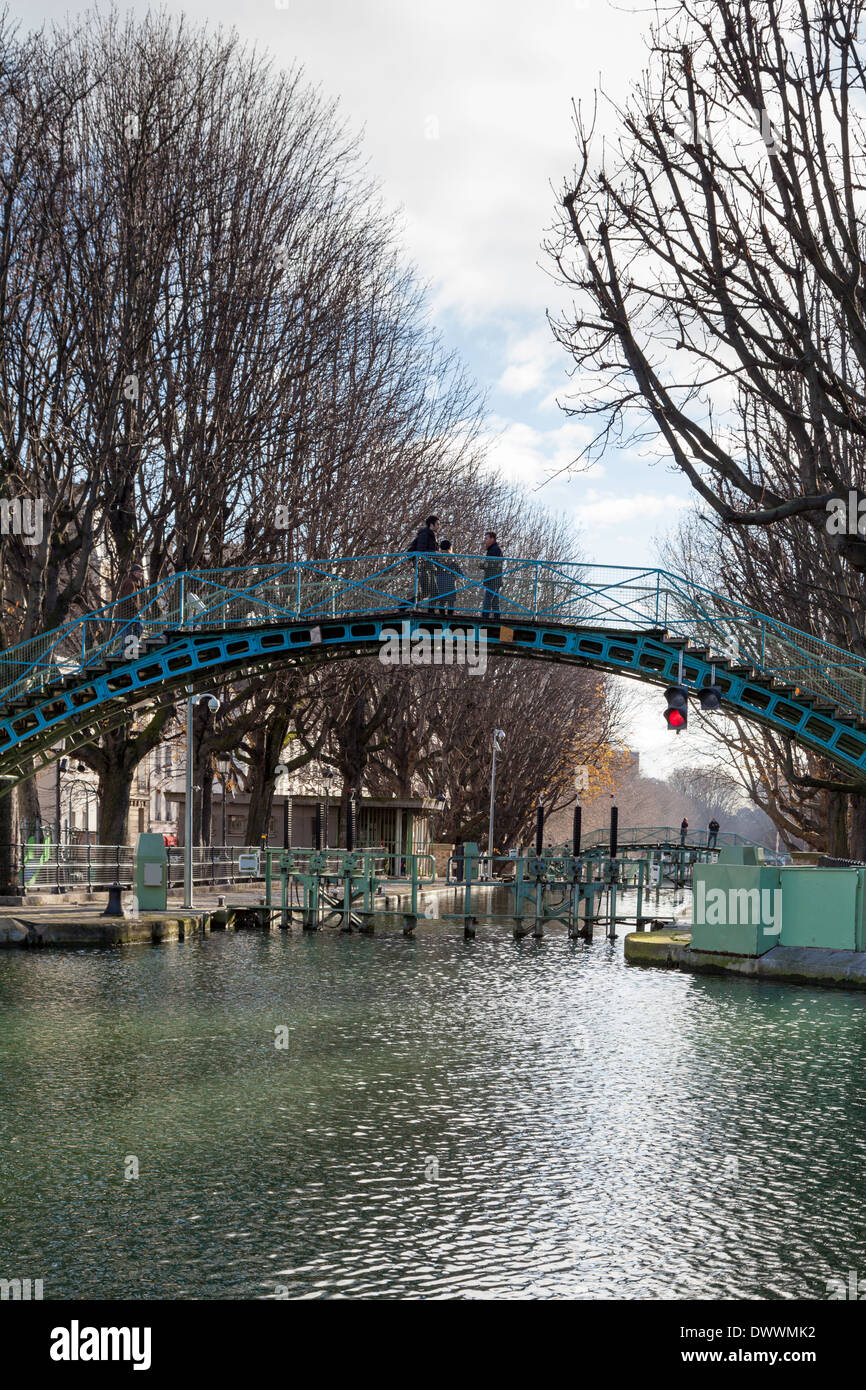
left=13, top=842, right=275, bottom=892
left=3, top=558, right=866, bottom=719
left=581, top=826, right=757, bottom=848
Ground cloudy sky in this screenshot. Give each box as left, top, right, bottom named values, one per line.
left=17, top=0, right=709, bottom=776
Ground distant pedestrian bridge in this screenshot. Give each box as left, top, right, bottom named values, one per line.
left=2, top=556, right=866, bottom=791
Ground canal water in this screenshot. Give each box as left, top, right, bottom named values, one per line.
left=1, top=888, right=866, bottom=1300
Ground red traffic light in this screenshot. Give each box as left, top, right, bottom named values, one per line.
left=663, top=684, right=688, bottom=732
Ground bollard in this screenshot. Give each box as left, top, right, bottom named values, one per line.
left=101, top=882, right=126, bottom=918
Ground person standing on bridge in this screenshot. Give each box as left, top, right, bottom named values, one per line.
left=435, top=539, right=463, bottom=617
left=405, top=515, right=439, bottom=611
left=680, top=816, right=688, bottom=846
left=708, top=817, right=719, bottom=850
left=480, top=530, right=503, bottom=619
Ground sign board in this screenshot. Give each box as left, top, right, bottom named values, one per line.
left=238, top=852, right=260, bottom=875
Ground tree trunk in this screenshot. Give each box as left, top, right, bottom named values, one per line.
left=98, top=759, right=136, bottom=845
left=825, top=789, right=850, bottom=859
left=17, top=766, right=41, bottom=840
left=849, top=791, right=866, bottom=862
left=244, top=713, right=291, bottom=845
left=0, top=789, right=20, bottom=895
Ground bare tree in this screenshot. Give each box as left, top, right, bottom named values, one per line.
left=549, top=0, right=866, bottom=572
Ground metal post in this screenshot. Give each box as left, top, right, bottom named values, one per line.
left=314, top=802, right=322, bottom=851
left=607, top=805, right=619, bottom=940
left=487, top=729, right=504, bottom=877
left=184, top=687, right=193, bottom=909
left=535, top=803, right=544, bottom=856
left=182, top=689, right=220, bottom=910
left=572, top=805, right=582, bottom=855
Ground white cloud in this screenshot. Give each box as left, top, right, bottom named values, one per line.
left=571, top=489, right=691, bottom=529
left=497, top=328, right=562, bottom=398
left=484, top=416, right=601, bottom=489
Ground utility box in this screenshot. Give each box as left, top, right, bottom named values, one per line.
left=779, top=866, right=866, bottom=951
left=462, top=843, right=480, bottom=881
left=135, top=833, right=167, bottom=913
left=691, top=847, right=781, bottom=956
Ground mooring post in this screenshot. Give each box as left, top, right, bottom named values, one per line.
left=636, top=858, right=645, bottom=929
left=607, top=805, right=619, bottom=940
left=513, top=853, right=525, bottom=935
left=524, top=803, right=545, bottom=939
left=342, top=865, right=353, bottom=933
left=304, top=859, right=320, bottom=931
left=584, top=879, right=596, bottom=938
left=533, top=869, right=544, bottom=938
left=568, top=805, right=584, bottom=939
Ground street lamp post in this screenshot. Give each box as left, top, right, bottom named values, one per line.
left=184, top=690, right=221, bottom=910
left=275, top=763, right=290, bottom=849
left=322, top=767, right=334, bottom=849
left=215, top=755, right=231, bottom=847
left=487, top=729, right=505, bottom=878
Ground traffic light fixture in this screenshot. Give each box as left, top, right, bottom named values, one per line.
left=663, top=684, right=688, bottom=732
left=699, top=684, right=723, bottom=712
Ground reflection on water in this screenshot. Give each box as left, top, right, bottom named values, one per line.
left=1, top=899, right=866, bottom=1300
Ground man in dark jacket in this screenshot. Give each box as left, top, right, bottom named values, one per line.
left=406, top=515, right=439, bottom=609
left=708, top=817, right=720, bottom=850
left=480, top=530, right=503, bottom=619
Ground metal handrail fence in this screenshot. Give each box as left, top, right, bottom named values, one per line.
left=3, top=557, right=866, bottom=719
